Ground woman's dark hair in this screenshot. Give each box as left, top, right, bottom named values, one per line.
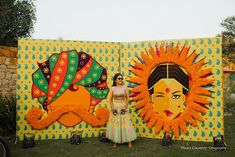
left=148, top=64, right=189, bottom=95
left=112, top=73, right=123, bottom=86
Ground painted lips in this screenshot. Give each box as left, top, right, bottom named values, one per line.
left=164, top=110, right=173, bottom=117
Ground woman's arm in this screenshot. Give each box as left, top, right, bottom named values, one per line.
left=125, top=86, right=129, bottom=109
left=109, top=88, right=114, bottom=110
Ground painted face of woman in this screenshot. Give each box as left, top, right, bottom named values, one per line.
left=152, top=78, right=186, bottom=120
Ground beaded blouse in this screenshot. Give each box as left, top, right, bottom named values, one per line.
left=112, top=86, right=126, bottom=100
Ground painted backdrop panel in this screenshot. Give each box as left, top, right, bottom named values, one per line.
left=17, top=37, right=223, bottom=142
left=17, top=39, right=120, bottom=141
left=121, top=37, right=223, bottom=142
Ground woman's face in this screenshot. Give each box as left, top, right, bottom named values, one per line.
left=152, top=78, right=186, bottom=120
left=115, top=75, right=123, bottom=85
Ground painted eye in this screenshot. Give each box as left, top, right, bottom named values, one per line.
left=172, top=95, right=180, bottom=99
left=156, top=95, right=164, bottom=97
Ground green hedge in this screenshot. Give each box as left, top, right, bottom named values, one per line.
left=0, top=96, right=16, bottom=136
left=224, top=85, right=235, bottom=114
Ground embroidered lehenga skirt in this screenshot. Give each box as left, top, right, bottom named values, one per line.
left=106, top=100, right=137, bottom=143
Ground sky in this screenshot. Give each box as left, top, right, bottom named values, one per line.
left=32, top=0, right=235, bottom=42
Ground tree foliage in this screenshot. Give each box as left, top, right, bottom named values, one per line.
left=221, top=16, right=235, bottom=38
left=0, top=0, right=36, bottom=47
left=221, top=16, right=235, bottom=55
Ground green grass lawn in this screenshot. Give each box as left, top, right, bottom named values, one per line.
left=9, top=115, right=235, bottom=157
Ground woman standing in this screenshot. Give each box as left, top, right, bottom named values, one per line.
left=107, top=73, right=137, bottom=148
